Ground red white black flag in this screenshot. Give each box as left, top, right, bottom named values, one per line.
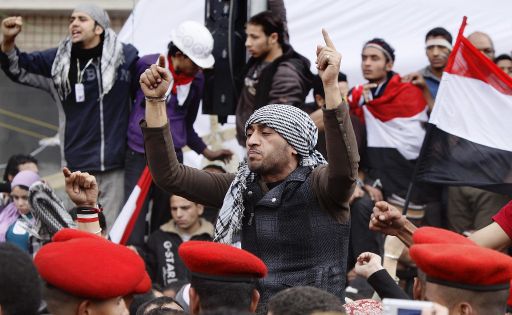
left=415, top=17, right=512, bottom=194
left=109, top=166, right=152, bottom=244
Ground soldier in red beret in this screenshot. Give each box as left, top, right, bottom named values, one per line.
left=178, top=240, right=267, bottom=314
left=356, top=226, right=491, bottom=302
left=34, top=228, right=151, bottom=315
left=369, top=200, right=512, bottom=249
left=371, top=200, right=512, bottom=312
left=410, top=243, right=512, bottom=314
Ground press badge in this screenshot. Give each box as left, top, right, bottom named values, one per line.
left=75, top=83, right=85, bottom=102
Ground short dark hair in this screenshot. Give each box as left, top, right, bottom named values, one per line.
left=364, top=38, right=395, bottom=62
left=495, top=54, right=512, bottom=63
left=201, top=307, right=254, bottom=315
left=190, top=277, right=256, bottom=311
left=248, top=10, right=285, bottom=45
left=432, top=283, right=509, bottom=314
left=425, top=27, right=453, bottom=44
left=145, top=309, right=186, bottom=315
left=42, top=282, right=81, bottom=313
left=3, top=154, right=38, bottom=182
left=130, top=291, right=157, bottom=315
left=267, top=286, right=345, bottom=315
left=0, top=243, right=41, bottom=315
left=312, top=73, right=347, bottom=98
left=137, top=296, right=182, bottom=315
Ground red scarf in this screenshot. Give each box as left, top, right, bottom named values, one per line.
left=167, top=56, right=195, bottom=95
left=349, top=74, right=426, bottom=123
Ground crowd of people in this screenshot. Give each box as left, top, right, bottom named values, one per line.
left=0, top=2, right=512, bottom=315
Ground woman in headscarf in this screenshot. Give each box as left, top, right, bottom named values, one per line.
left=0, top=170, right=40, bottom=253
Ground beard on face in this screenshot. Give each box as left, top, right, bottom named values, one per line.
left=247, top=142, right=293, bottom=176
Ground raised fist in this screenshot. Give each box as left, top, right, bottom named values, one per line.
left=2, top=16, right=23, bottom=40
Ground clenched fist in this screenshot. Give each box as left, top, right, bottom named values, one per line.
left=1, top=16, right=23, bottom=52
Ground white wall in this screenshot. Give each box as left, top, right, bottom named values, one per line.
left=119, top=0, right=512, bottom=167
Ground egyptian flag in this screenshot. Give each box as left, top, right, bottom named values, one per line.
left=349, top=74, right=428, bottom=198
left=415, top=17, right=512, bottom=195
left=109, top=166, right=152, bottom=244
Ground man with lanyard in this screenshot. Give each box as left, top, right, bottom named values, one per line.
left=0, top=4, right=139, bottom=229
left=139, top=30, right=359, bottom=312
left=348, top=38, right=428, bottom=205
left=125, top=21, right=233, bottom=246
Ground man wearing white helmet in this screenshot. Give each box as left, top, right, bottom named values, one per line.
left=125, top=21, right=234, bottom=246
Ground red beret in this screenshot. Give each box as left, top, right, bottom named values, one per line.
left=413, top=227, right=476, bottom=245
left=410, top=243, right=512, bottom=291
left=178, top=241, right=267, bottom=282
left=51, top=227, right=101, bottom=242
left=34, top=229, right=150, bottom=299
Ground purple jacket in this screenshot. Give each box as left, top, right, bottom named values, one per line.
left=127, top=54, right=207, bottom=154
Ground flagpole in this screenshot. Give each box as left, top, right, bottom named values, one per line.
left=457, top=16, right=468, bottom=41
left=402, top=124, right=435, bottom=215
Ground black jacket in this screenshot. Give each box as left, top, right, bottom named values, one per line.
left=139, top=219, right=214, bottom=287
left=235, top=44, right=314, bottom=145
left=250, top=43, right=313, bottom=109
left=242, top=166, right=350, bottom=310
left=367, top=269, right=409, bottom=300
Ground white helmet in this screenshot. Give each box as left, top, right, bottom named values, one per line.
left=171, top=20, right=215, bottom=69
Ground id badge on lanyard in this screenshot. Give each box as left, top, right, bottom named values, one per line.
left=75, top=59, right=93, bottom=103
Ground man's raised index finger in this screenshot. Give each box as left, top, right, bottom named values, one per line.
left=62, top=167, right=72, bottom=178
left=157, top=54, right=166, bottom=68
left=322, top=29, right=336, bottom=50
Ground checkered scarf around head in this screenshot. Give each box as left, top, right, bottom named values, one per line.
left=214, top=104, right=327, bottom=244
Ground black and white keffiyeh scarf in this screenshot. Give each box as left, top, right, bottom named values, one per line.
left=51, top=28, right=125, bottom=101
left=214, top=104, right=327, bottom=244
left=29, top=181, right=76, bottom=239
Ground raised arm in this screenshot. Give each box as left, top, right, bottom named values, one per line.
left=139, top=55, right=235, bottom=208
left=369, top=201, right=417, bottom=247
left=402, top=72, right=435, bottom=112
left=370, top=200, right=512, bottom=250
left=355, top=251, right=409, bottom=300
left=313, top=30, right=359, bottom=204
left=469, top=222, right=511, bottom=250
left=470, top=201, right=512, bottom=250
left=1, top=16, right=22, bottom=53
left=63, top=167, right=102, bottom=236
left=316, top=29, right=342, bottom=111
left=1, top=16, right=55, bottom=90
